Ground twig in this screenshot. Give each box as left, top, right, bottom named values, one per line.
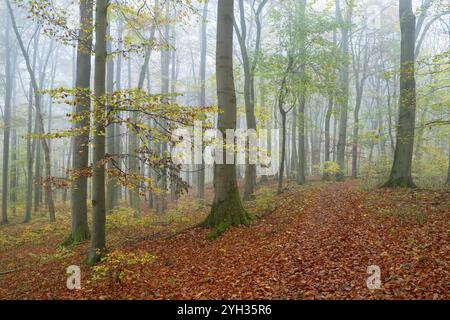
left=0, top=268, right=22, bottom=276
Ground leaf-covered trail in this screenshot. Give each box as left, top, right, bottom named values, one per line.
left=0, top=180, right=448, bottom=299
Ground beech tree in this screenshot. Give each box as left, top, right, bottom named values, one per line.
left=88, top=0, right=109, bottom=264
left=202, top=0, right=249, bottom=237
left=70, top=0, right=93, bottom=243
left=383, top=0, right=417, bottom=188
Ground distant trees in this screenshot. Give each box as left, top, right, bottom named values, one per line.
left=7, top=0, right=56, bottom=222
left=202, top=0, right=249, bottom=237
left=234, top=0, right=269, bottom=200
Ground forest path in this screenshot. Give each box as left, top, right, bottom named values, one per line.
left=0, top=180, right=448, bottom=299
left=100, top=180, right=447, bottom=300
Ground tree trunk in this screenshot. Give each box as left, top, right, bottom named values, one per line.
left=335, top=0, right=351, bottom=181
left=278, top=112, right=287, bottom=193
left=10, top=56, right=18, bottom=217
left=297, top=94, right=306, bottom=185
left=106, top=23, right=117, bottom=214
left=88, top=0, right=108, bottom=264
left=156, top=5, right=170, bottom=214
left=351, top=88, right=362, bottom=178
left=197, top=0, right=208, bottom=199
left=323, top=94, right=333, bottom=180
left=383, top=0, right=416, bottom=188
left=70, top=0, right=93, bottom=243
left=202, top=0, right=249, bottom=238
left=290, top=105, right=298, bottom=178
left=447, top=138, right=450, bottom=185
left=1, top=10, right=13, bottom=225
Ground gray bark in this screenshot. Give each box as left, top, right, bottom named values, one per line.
left=1, top=8, right=13, bottom=225
left=197, top=0, right=208, bottom=199
left=202, top=0, right=249, bottom=237
left=70, top=0, right=93, bottom=243
left=383, top=0, right=417, bottom=188
left=88, top=0, right=109, bottom=264
left=335, top=0, right=352, bottom=181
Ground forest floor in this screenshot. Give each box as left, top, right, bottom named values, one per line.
left=0, top=179, right=448, bottom=299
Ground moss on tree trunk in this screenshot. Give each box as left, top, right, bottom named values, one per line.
left=202, top=186, right=249, bottom=239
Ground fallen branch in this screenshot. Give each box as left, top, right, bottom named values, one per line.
left=0, top=268, right=22, bottom=276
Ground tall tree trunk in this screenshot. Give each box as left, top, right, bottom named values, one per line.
left=70, top=0, right=93, bottom=243
left=197, top=0, right=208, bottom=199
left=156, top=4, right=170, bottom=214
left=202, top=0, right=249, bottom=238
left=170, top=25, right=179, bottom=201
left=290, top=105, right=298, bottom=178
left=297, top=92, right=306, bottom=185
left=278, top=111, right=287, bottom=193
left=1, top=9, right=13, bottom=225
left=88, top=0, right=109, bottom=264
left=24, top=38, right=37, bottom=223
left=323, top=94, right=333, bottom=180
left=106, top=23, right=117, bottom=214
left=10, top=56, right=18, bottom=217
left=351, top=89, right=362, bottom=178
left=115, top=20, right=123, bottom=203
left=383, top=0, right=416, bottom=188
left=335, top=0, right=351, bottom=181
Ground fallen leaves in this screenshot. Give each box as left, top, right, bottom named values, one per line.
left=0, top=180, right=448, bottom=299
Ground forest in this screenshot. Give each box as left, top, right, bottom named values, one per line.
left=0, top=0, right=448, bottom=301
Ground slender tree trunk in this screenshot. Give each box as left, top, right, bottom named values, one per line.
left=447, top=138, right=450, bottom=185
left=10, top=56, right=18, bottom=217
left=1, top=10, right=13, bottom=225
left=202, top=0, right=249, bottom=238
left=197, top=0, right=208, bottom=199
left=278, top=112, right=287, bottom=193
left=70, top=0, right=93, bottom=243
left=106, top=23, right=118, bottom=214
left=115, top=20, right=123, bottom=203
left=383, top=0, right=416, bottom=188
left=297, top=93, right=306, bottom=185
left=290, top=105, right=298, bottom=178
left=352, top=88, right=362, bottom=178
left=335, top=0, right=351, bottom=181
left=323, top=94, right=333, bottom=180
left=156, top=5, right=170, bottom=214
left=88, top=0, right=109, bottom=264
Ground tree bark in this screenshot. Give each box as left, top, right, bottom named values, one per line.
left=202, top=0, right=249, bottom=238
left=297, top=93, right=306, bottom=185
left=88, top=0, right=109, bottom=264
left=383, top=0, right=416, bottom=188
left=70, top=0, right=93, bottom=243
left=323, top=94, right=333, bottom=180
left=1, top=9, right=13, bottom=225
left=197, top=0, right=208, bottom=199
left=105, top=23, right=117, bottom=214
left=335, top=0, right=351, bottom=181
